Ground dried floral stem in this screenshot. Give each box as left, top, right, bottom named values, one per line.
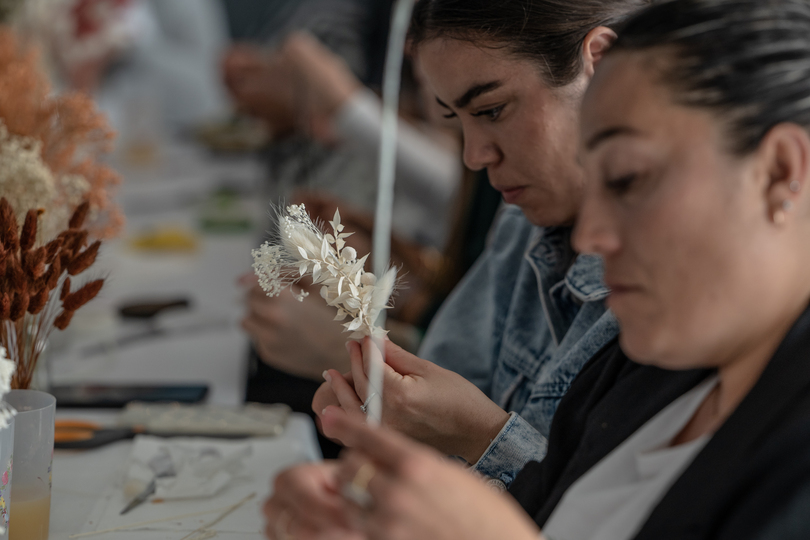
left=0, top=196, right=104, bottom=388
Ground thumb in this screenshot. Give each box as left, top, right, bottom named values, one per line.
left=382, top=338, right=427, bottom=376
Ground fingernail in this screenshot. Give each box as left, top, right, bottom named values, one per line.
left=345, top=341, right=351, bottom=353
left=323, top=370, right=332, bottom=383
left=322, top=408, right=328, bottom=416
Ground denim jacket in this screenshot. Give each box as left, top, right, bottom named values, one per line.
left=419, top=206, right=619, bottom=487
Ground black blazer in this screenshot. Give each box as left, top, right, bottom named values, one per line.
left=509, top=304, right=810, bottom=539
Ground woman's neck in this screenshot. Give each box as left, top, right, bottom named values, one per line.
left=672, top=299, right=809, bottom=446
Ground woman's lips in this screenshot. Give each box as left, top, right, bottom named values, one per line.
left=499, top=186, right=526, bottom=204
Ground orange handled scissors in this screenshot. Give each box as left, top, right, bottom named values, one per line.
left=55, top=420, right=144, bottom=450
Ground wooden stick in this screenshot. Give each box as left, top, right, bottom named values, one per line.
left=67, top=493, right=257, bottom=539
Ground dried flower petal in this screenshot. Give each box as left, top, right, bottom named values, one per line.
left=27, top=288, right=48, bottom=315
left=45, top=256, right=61, bottom=290
left=62, top=278, right=103, bottom=312
left=19, top=209, right=39, bottom=251
left=0, top=293, right=9, bottom=319
left=54, top=310, right=74, bottom=330
left=60, top=276, right=71, bottom=300
left=67, top=240, right=100, bottom=275
left=68, top=201, right=90, bottom=230
left=9, top=290, right=28, bottom=320
left=44, top=237, right=63, bottom=263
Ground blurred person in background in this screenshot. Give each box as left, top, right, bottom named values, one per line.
left=20, top=0, right=231, bottom=134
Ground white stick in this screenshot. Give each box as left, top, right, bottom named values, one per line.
left=369, top=0, right=417, bottom=426
left=67, top=493, right=256, bottom=539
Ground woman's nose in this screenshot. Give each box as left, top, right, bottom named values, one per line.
left=462, top=131, right=501, bottom=171
left=572, top=194, right=621, bottom=256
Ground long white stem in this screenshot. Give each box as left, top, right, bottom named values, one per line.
left=369, top=0, right=417, bottom=425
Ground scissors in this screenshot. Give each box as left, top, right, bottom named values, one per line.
left=55, top=420, right=253, bottom=450
left=54, top=420, right=144, bottom=450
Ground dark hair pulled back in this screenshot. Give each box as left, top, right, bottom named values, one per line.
left=409, top=0, right=652, bottom=87
left=612, top=0, right=810, bottom=154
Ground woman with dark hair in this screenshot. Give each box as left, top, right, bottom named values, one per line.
left=314, top=0, right=650, bottom=488
left=266, top=0, right=810, bottom=538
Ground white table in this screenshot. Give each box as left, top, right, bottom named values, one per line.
left=43, top=142, right=322, bottom=538
left=51, top=412, right=321, bottom=539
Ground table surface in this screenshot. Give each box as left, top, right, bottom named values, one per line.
left=40, top=142, right=322, bottom=539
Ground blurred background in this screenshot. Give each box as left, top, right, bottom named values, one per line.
left=1, top=0, right=503, bottom=458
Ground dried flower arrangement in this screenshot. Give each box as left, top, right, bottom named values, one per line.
left=252, top=204, right=398, bottom=339
left=0, top=26, right=122, bottom=240
left=0, top=198, right=104, bottom=389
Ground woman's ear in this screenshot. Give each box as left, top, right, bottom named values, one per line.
left=582, top=27, right=618, bottom=78
left=758, top=123, right=810, bottom=225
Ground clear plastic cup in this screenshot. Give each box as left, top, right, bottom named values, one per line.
left=0, top=416, right=14, bottom=539
left=4, top=390, right=55, bottom=540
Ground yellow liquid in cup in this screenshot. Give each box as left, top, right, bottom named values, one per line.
left=8, top=487, right=51, bottom=540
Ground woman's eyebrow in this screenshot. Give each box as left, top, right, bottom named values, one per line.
left=453, top=81, right=503, bottom=109
left=586, top=126, right=640, bottom=150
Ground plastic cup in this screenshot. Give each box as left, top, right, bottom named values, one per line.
left=4, top=390, right=55, bottom=540
left=0, top=416, right=13, bottom=539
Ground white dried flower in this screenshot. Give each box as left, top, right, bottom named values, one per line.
left=0, top=345, right=17, bottom=431
left=0, top=121, right=90, bottom=242
left=252, top=204, right=398, bottom=339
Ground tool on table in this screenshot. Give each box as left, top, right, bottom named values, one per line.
left=55, top=420, right=144, bottom=449
left=120, top=450, right=176, bottom=515
left=54, top=419, right=252, bottom=450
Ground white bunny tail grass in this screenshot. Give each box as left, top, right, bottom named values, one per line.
left=252, top=204, right=399, bottom=339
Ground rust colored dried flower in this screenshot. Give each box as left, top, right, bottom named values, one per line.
left=0, top=30, right=122, bottom=239
left=5, top=257, right=25, bottom=293
left=44, top=237, right=63, bottom=263
left=54, top=310, right=74, bottom=330
left=19, top=209, right=40, bottom=251
left=45, top=256, right=61, bottom=290
left=0, top=292, right=8, bottom=319
left=66, top=230, right=89, bottom=255
left=0, top=197, right=18, bottom=252
left=62, top=278, right=103, bottom=312
left=67, top=240, right=100, bottom=275
left=24, top=246, right=46, bottom=279
left=60, top=276, right=71, bottom=301
left=68, top=201, right=89, bottom=230
left=27, top=287, right=48, bottom=315
left=9, top=290, right=28, bottom=320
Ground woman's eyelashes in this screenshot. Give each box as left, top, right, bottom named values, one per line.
left=604, top=173, right=638, bottom=195
left=471, top=104, right=505, bottom=121
left=441, top=104, right=505, bottom=121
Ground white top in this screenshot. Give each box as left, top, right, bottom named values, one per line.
left=543, top=375, right=719, bottom=540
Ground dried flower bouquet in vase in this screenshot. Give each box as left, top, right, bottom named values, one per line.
left=252, top=204, right=398, bottom=339
left=0, top=198, right=103, bottom=389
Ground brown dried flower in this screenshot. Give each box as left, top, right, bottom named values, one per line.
left=19, top=208, right=40, bottom=251
left=62, top=278, right=103, bottom=312
left=27, top=288, right=48, bottom=315
left=9, top=290, right=28, bottom=320
left=68, top=201, right=89, bottom=230
left=53, top=310, right=74, bottom=331
left=60, top=276, right=71, bottom=301
left=67, top=240, right=100, bottom=276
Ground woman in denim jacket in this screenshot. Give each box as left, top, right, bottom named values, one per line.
left=314, top=0, right=649, bottom=487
